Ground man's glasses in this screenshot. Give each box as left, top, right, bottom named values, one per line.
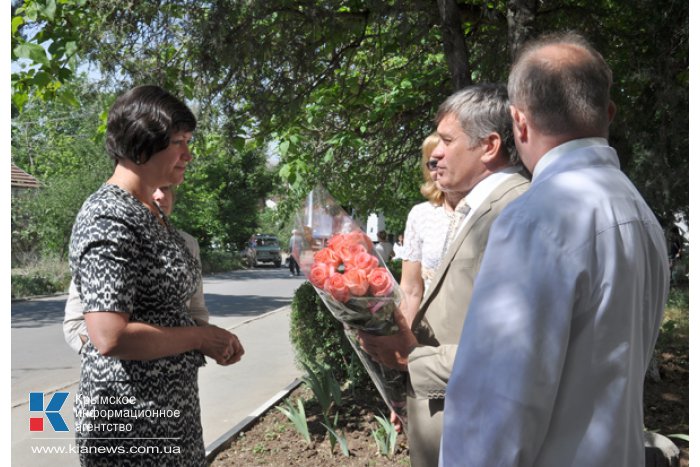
left=425, top=159, right=438, bottom=171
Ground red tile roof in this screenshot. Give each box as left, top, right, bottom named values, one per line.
left=11, top=163, right=40, bottom=189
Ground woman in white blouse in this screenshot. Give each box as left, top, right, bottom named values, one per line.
left=400, top=132, right=467, bottom=327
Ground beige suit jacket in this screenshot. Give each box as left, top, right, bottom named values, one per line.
left=407, top=171, right=530, bottom=398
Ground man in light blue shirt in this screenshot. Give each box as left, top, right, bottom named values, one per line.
left=441, top=32, right=669, bottom=466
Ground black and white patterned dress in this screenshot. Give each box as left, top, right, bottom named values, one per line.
left=69, top=184, right=206, bottom=466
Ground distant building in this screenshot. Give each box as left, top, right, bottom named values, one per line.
left=11, top=163, right=40, bottom=196
left=366, top=213, right=385, bottom=242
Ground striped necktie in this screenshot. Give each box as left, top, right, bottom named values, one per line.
left=441, top=197, right=471, bottom=258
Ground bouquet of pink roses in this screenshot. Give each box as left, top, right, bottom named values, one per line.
left=291, top=186, right=407, bottom=426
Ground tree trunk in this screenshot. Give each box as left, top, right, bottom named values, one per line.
left=437, top=0, right=471, bottom=91
left=507, top=0, right=539, bottom=60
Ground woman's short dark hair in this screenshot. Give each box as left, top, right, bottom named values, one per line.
left=105, top=85, right=196, bottom=164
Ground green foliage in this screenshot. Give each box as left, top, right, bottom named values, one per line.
left=656, top=286, right=689, bottom=353
left=289, top=281, right=370, bottom=388
left=667, top=287, right=689, bottom=310
left=386, top=259, right=402, bottom=283
left=371, top=413, right=399, bottom=457
left=199, top=249, right=244, bottom=275
left=11, top=258, right=71, bottom=299
left=12, top=0, right=688, bottom=250
left=11, top=77, right=114, bottom=263
left=320, top=413, right=350, bottom=457
left=275, top=398, right=311, bottom=444
left=257, top=206, right=297, bottom=251
left=301, top=361, right=343, bottom=419
left=12, top=170, right=107, bottom=262
left=11, top=0, right=88, bottom=113
left=170, top=132, right=276, bottom=251
left=301, top=361, right=350, bottom=456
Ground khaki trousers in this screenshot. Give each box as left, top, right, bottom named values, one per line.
left=407, top=395, right=444, bottom=467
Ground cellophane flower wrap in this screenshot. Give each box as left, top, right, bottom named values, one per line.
left=291, top=185, right=407, bottom=426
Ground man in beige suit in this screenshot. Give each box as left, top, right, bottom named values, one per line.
left=359, top=84, right=530, bottom=467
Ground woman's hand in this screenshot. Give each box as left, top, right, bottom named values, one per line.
left=390, top=411, right=403, bottom=433
left=85, top=312, right=244, bottom=363
left=199, top=325, right=245, bottom=366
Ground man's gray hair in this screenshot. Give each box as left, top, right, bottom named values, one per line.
left=508, top=31, right=613, bottom=137
left=435, top=83, right=518, bottom=165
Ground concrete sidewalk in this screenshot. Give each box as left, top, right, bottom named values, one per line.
left=200, top=305, right=303, bottom=450
left=11, top=305, right=304, bottom=466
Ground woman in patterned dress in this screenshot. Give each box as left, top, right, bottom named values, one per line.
left=69, top=85, right=244, bottom=466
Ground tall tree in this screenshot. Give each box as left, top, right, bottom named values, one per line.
left=12, top=0, right=688, bottom=233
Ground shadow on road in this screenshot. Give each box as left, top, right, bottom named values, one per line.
left=11, top=267, right=306, bottom=328
left=11, top=298, right=66, bottom=328
left=11, top=293, right=298, bottom=328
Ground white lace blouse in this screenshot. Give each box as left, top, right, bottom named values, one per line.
left=402, top=201, right=452, bottom=292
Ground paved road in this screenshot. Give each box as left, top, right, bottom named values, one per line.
left=11, top=267, right=306, bottom=466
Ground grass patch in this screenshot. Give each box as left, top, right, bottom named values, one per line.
left=11, top=258, right=71, bottom=299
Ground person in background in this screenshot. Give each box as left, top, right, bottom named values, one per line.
left=375, top=230, right=394, bottom=263
left=69, top=85, right=244, bottom=466
left=360, top=84, right=530, bottom=467
left=441, top=32, right=669, bottom=466
left=399, top=132, right=456, bottom=328
left=392, top=233, right=406, bottom=261
left=63, top=185, right=209, bottom=354
left=288, top=229, right=303, bottom=276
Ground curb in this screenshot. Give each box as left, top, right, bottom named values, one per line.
left=11, top=291, right=69, bottom=302
left=204, top=378, right=304, bottom=463
left=225, top=305, right=292, bottom=332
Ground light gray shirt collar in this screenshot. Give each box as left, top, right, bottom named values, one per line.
left=532, top=138, right=609, bottom=180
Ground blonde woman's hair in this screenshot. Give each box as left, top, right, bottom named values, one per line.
left=419, top=132, right=444, bottom=205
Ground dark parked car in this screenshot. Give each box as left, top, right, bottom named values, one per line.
left=244, top=234, right=282, bottom=267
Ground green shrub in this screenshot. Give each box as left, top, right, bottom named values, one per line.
left=289, top=281, right=369, bottom=387
left=11, top=259, right=71, bottom=299
left=656, top=285, right=689, bottom=352
left=199, top=249, right=244, bottom=274
left=387, top=259, right=402, bottom=283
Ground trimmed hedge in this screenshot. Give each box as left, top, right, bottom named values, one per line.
left=289, top=281, right=369, bottom=387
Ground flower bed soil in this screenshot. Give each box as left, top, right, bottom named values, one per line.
left=210, top=346, right=688, bottom=467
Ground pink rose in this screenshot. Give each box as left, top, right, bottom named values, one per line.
left=336, top=243, right=367, bottom=263
left=309, top=263, right=335, bottom=289
left=328, top=231, right=373, bottom=253
left=326, top=234, right=346, bottom=252
left=324, top=274, right=350, bottom=303
left=343, top=231, right=374, bottom=250
left=313, top=247, right=341, bottom=268
left=347, top=251, right=378, bottom=273
left=368, top=267, right=394, bottom=297
left=343, top=268, right=369, bottom=296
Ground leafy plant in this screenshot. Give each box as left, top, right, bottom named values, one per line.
left=11, top=257, right=71, bottom=299
left=301, top=361, right=342, bottom=419
left=275, top=398, right=310, bottom=444
left=371, top=413, right=398, bottom=457
left=199, top=248, right=244, bottom=274
left=320, top=413, right=350, bottom=457
left=667, top=433, right=689, bottom=442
